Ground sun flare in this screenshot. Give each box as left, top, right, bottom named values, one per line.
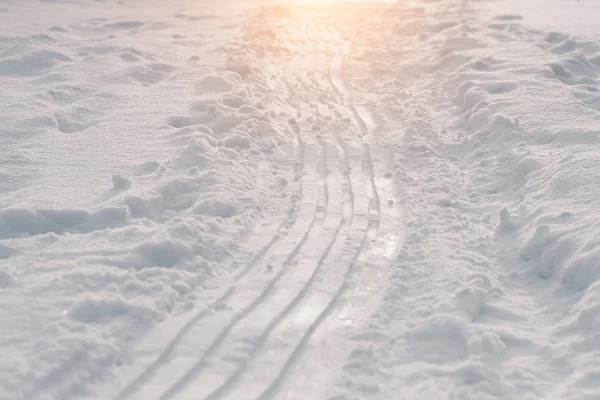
left=274, top=0, right=394, bottom=5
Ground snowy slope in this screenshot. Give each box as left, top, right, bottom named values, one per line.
left=2, top=0, right=600, bottom=399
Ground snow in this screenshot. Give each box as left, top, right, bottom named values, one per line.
left=1, top=0, right=600, bottom=399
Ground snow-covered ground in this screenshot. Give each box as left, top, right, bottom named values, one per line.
left=1, top=0, right=599, bottom=399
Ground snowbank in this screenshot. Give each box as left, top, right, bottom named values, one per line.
left=0, top=0, right=290, bottom=398
left=320, top=0, right=600, bottom=398
left=0, top=207, right=130, bottom=239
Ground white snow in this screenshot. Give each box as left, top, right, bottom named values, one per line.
left=1, top=0, right=600, bottom=399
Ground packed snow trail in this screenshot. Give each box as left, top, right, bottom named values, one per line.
left=100, top=4, right=406, bottom=399
left=3, top=0, right=600, bottom=399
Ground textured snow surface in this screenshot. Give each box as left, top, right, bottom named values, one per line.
left=1, top=0, right=600, bottom=399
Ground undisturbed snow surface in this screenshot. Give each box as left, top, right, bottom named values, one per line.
left=1, top=0, right=600, bottom=399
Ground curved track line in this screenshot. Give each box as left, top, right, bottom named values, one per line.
left=212, top=141, right=369, bottom=400
left=326, top=39, right=382, bottom=239
left=334, top=146, right=405, bottom=335
left=169, top=140, right=343, bottom=400
left=260, top=12, right=403, bottom=400
left=200, top=140, right=355, bottom=400
left=253, top=140, right=374, bottom=400
left=361, top=142, right=382, bottom=238
left=256, top=248, right=371, bottom=400
left=111, top=11, right=355, bottom=400
left=122, top=140, right=321, bottom=400
left=110, top=130, right=306, bottom=400
left=149, top=139, right=327, bottom=400
left=135, top=11, right=400, bottom=400
left=190, top=20, right=383, bottom=394
left=247, top=20, right=400, bottom=400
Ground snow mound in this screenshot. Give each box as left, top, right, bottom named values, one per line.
left=0, top=206, right=130, bottom=239
left=0, top=270, right=15, bottom=288
left=192, top=195, right=237, bottom=218
left=135, top=239, right=191, bottom=268
left=68, top=294, right=158, bottom=324
left=195, top=75, right=238, bottom=94
left=0, top=50, right=71, bottom=77
left=0, top=243, right=15, bottom=259
left=0, top=1, right=290, bottom=398
left=562, top=238, right=600, bottom=291
left=112, top=174, right=132, bottom=190
left=124, top=195, right=164, bottom=219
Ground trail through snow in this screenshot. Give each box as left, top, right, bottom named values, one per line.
left=1, top=0, right=600, bottom=399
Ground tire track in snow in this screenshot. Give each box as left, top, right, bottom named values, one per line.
left=325, top=25, right=407, bottom=330
left=267, top=12, right=403, bottom=400
left=110, top=9, right=345, bottom=400
left=110, top=122, right=308, bottom=400
left=280, top=143, right=404, bottom=400
left=119, top=119, right=324, bottom=400
left=275, top=18, right=404, bottom=394
left=194, top=18, right=391, bottom=399
left=254, top=148, right=372, bottom=400
left=361, top=141, right=381, bottom=239
left=125, top=9, right=402, bottom=399
left=156, top=21, right=353, bottom=398
left=163, top=137, right=344, bottom=400
left=145, top=90, right=336, bottom=398
left=246, top=20, right=404, bottom=399
left=148, top=142, right=328, bottom=400
left=207, top=139, right=371, bottom=400
left=196, top=139, right=353, bottom=400
left=284, top=56, right=405, bottom=400
left=325, top=33, right=382, bottom=240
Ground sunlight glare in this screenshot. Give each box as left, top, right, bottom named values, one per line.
left=277, top=0, right=394, bottom=4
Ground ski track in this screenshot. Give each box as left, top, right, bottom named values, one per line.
left=198, top=143, right=352, bottom=400
left=146, top=26, right=350, bottom=398
left=109, top=77, right=323, bottom=400
left=160, top=139, right=341, bottom=400
left=95, top=4, right=405, bottom=400
left=121, top=140, right=325, bottom=400
left=259, top=12, right=408, bottom=400
left=216, top=144, right=372, bottom=400
left=110, top=138, right=306, bottom=400
left=187, top=10, right=404, bottom=400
